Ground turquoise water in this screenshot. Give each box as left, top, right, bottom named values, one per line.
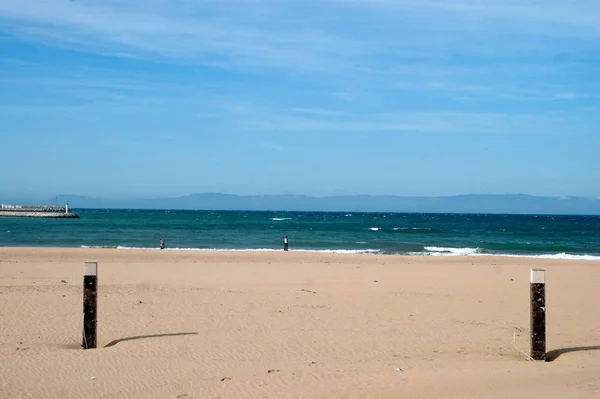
left=1, top=210, right=599, bottom=259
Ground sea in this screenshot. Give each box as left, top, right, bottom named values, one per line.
left=1, top=210, right=599, bottom=260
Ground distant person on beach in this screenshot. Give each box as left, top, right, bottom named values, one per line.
left=283, top=236, right=288, bottom=251
left=159, top=238, right=165, bottom=250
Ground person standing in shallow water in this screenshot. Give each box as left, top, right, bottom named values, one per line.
left=159, top=238, right=165, bottom=250
left=283, top=236, right=289, bottom=251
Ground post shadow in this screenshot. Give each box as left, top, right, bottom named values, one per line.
left=545, top=346, right=600, bottom=362
left=104, top=332, right=198, bottom=348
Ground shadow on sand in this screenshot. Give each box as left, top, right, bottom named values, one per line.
left=104, top=332, right=198, bottom=348
left=545, top=346, right=600, bottom=362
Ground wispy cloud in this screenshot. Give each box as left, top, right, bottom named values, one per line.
left=2, top=1, right=598, bottom=70
left=551, top=92, right=600, bottom=101
left=0, top=1, right=598, bottom=199
left=241, top=109, right=579, bottom=135
left=335, top=0, right=600, bottom=32
left=0, top=104, right=88, bottom=112
left=291, top=108, right=345, bottom=117
left=0, top=0, right=366, bottom=72
left=262, top=142, right=285, bottom=151
left=0, top=0, right=598, bottom=127
left=0, top=76, right=178, bottom=92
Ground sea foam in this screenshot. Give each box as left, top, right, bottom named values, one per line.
left=109, top=246, right=381, bottom=254
left=80, top=245, right=600, bottom=260
left=499, top=252, right=600, bottom=261
left=424, top=246, right=481, bottom=256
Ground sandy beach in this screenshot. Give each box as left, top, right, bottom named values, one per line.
left=0, top=247, right=599, bottom=398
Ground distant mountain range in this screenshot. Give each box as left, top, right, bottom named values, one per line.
left=9, top=193, right=598, bottom=215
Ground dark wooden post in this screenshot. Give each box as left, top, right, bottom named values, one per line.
left=82, top=261, right=98, bottom=349
left=530, top=268, right=546, bottom=361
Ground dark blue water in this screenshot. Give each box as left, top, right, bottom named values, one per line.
left=1, top=210, right=599, bottom=259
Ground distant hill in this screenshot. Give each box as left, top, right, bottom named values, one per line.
left=32, top=193, right=600, bottom=215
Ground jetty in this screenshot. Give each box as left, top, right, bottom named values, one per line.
left=0, top=204, right=79, bottom=219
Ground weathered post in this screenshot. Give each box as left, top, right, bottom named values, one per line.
left=82, top=261, right=98, bottom=349
left=530, top=268, right=546, bottom=361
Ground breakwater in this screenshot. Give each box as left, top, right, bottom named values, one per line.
left=0, top=204, right=79, bottom=218
left=0, top=211, right=79, bottom=218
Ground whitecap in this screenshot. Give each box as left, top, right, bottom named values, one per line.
left=424, top=246, right=481, bottom=256
left=419, top=247, right=600, bottom=261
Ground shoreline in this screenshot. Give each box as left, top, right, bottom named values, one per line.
left=2, top=244, right=600, bottom=261
left=2, top=246, right=600, bottom=270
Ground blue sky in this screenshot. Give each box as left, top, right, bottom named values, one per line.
left=0, top=0, right=598, bottom=200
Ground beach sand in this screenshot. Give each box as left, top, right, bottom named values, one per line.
left=1, top=247, right=599, bottom=398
